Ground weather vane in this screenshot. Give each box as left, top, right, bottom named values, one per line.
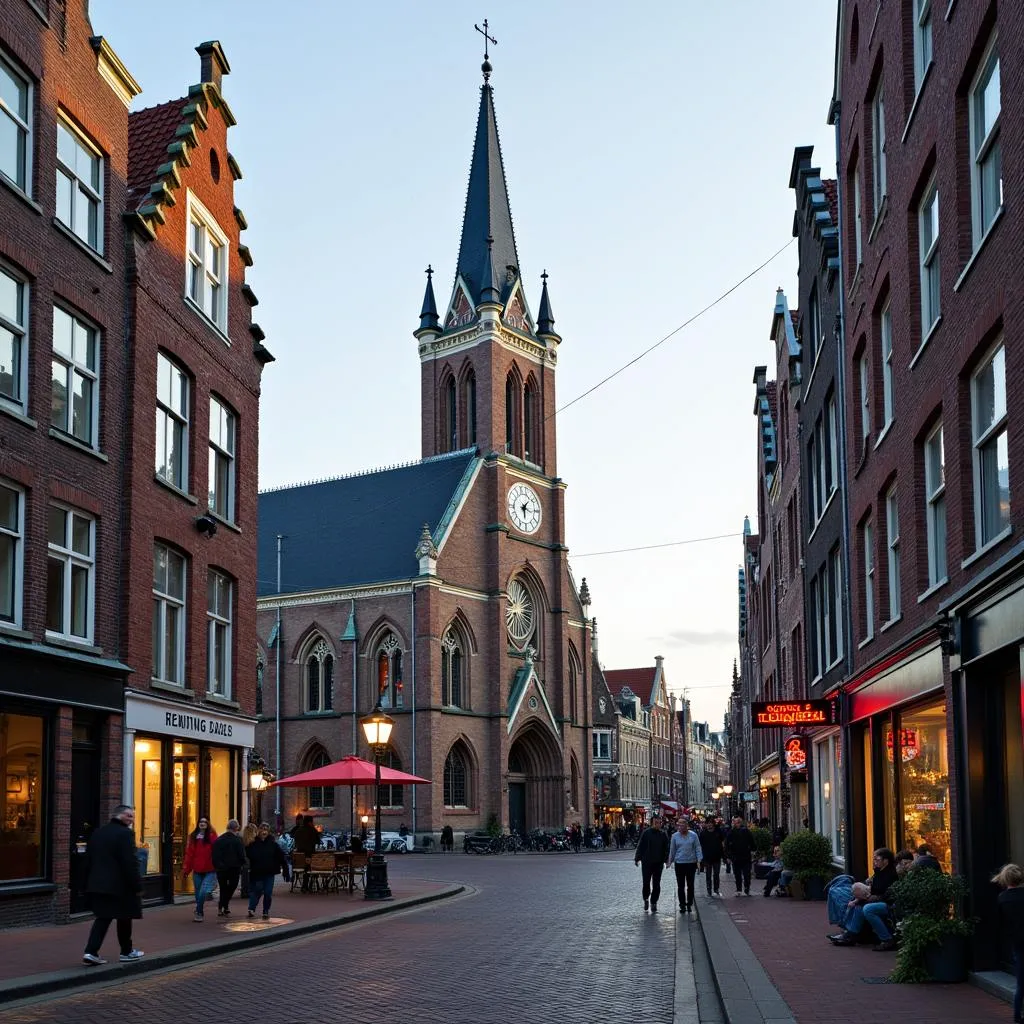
left=475, top=19, right=497, bottom=81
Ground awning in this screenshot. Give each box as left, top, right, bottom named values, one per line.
left=660, top=800, right=680, bottom=812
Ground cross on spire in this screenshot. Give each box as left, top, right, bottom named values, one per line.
left=474, top=19, right=497, bottom=81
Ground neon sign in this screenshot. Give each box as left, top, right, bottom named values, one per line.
left=784, top=735, right=807, bottom=772
left=750, top=700, right=835, bottom=728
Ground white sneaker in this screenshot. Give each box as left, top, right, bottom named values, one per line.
left=82, top=953, right=106, bottom=966
left=119, top=949, right=145, bottom=962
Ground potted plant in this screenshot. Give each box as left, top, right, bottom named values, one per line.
left=888, top=869, right=975, bottom=983
left=780, top=829, right=833, bottom=900
left=749, top=826, right=773, bottom=860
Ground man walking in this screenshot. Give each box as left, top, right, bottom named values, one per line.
left=212, top=819, right=246, bottom=916
left=82, top=804, right=145, bottom=966
left=725, top=815, right=754, bottom=896
left=699, top=819, right=725, bottom=897
left=668, top=817, right=703, bottom=914
left=634, top=815, right=670, bottom=912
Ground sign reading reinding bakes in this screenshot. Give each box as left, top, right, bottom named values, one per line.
left=750, top=700, right=835, bottom=728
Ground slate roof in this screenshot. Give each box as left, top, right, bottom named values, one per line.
left=127, top=99, right=186, bottom=210
left=604, top=667, right=656, bottom=706
left=256, top=450, right=478, bottom=597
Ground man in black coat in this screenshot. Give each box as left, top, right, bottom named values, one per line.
left=634, top=815, right=671, bottom=912
left=699, top=820, right=726, bottom=897
left=82, top=805, right=144, bottom=965
left=212, top=819, right=247, bottom=916
left=724, top=815, right=755, bottom=896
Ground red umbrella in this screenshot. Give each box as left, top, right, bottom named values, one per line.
left=270, top=754, right=431, bottom=788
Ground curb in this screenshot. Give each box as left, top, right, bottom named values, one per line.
left=0, top=884, right=465, bottom=1006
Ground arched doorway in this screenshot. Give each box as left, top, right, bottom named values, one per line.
left=507, top=724, right=563, bottom=834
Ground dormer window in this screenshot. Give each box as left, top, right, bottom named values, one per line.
left=185, top=192, right=228, bottom=334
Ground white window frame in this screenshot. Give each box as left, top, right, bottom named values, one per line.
left=46, top=504, right=95, bottom=643
left=207, top=569, right=232, bottom=698
left=808, top=285, right=822, bottom=362
left=863, top=520, right=875, bottom=641
left=886, top=487, right=901, bottom=621
left=872, top=85, right=886, bottom=215
left=208, top=395, right=236, bottom=522
left=0, top=480, right=24, bottom=627
left=919, top=183, right=940, bottom=339
left=185, top=192, right=229, bottom=334
left=859, top=354, right=870, bottom=445
left=51, top=306, right=99, bottom=448
left=925, top=424, right=947, bottom=587
left=56, top=115, right=103, bottom=252
left=880, top=302, right=894, bottom=428
left=971, top=342, right=1009, bottom=548
left=155, top=352, right=190, bottom=490
left=853, top=162, right=863, bottom=266
left=808, top=433, right=820, bottom=524
left=809, top=574, right=822, bottom=680
left=830, top=545, right=844, bottom=665
left=0, top=55, right=32, bottom=194
left=0, top=264, right=29, bottom=414
left=592, top=731, right=611, bottom=761
left=826, top=394, right=838, bottom=497
left=913, top=0, right=932, bottom=94
left=152, top=543, right=186, bottom=685
left=969, top=36, right=1002, bottom=247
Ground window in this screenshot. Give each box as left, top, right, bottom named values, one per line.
left=970, top=39, right=1002, bottom=244
left=443, top=744, right=470, bottom=807
left=306, top=748, right=335, bottom=810
left=925, top=424, right=947, bottom=586
left=152, top=543, right=185, bottom=684
left=523, top=377, right=538, bottom=463
left=186, top=194, right=227, bottom=331
left=0, top=482, right=24, bottom=626
left=443, top=376, right=456, bottom=452
left=56, top=117, right=103, bottom=252
left=46, top=505, right=94, bottom=641
left=971, top=343, right=1009, bottom=546
left=379, top=750, right=404, bottom=808
left=0, top=712, right=44, bottom=880
left=155, top=353, right=189, bottom=489
left=376, top=631, right=403, bottom=709
left=0, top=56, right=31, bottom=192
left=815, top=733, right=845, bottom=865
left=919, top=185, right=940, bottom=339
left=256, top=653, right=264, bottom=716
left=886, top=488, right=901, bottom=621
left=863, top=520, right=875, bottom=641
left=826, top=394, right=838, bottom=498
left=463, top=370, right=477, bottom=447
left=0, top=265, right=28, bottom=413
left=504, top=372, right=520, bottom=457
left=305, top=638, right=334, bottom=713
left=441, top=627, right=464, bottom=708
left=593, top=731, right=611, bottom=760
left=830, top=546, right=844, bottom=665
left=809, top=573, right=822, bottom=679
left=807, top=285, right=822, bottom=362
left=505, top=576, right=537, bottom=651
left=568, top=650, right=579, bottom=722
left=808, top=433, right=819, bottom=523
left=853, top=161, right=863, bottom=266
left=51, top=307, right=98, bottom=446
left=207, top=570, right=232, bottom=697
left=913, top=0, right=932, bottom=93
left=880, top=302, right=894, bottom=428
left=872, top=85, right=886, bottom=215
left=208, top=396, right=235, bottom=521
left=859, top=353, right=870, bottom=444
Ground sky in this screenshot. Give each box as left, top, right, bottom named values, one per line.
left=91, top=0, right=838, bottom=731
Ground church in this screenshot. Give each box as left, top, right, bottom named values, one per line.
left=255, top=51, right=592, bottom=844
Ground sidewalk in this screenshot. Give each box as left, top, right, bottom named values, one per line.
left=0, top=879, right=461, bottom=1005
left=695, top=888, right=1008, bottom=1024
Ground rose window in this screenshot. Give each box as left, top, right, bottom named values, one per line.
left=505, top=578, right=535, bottom=647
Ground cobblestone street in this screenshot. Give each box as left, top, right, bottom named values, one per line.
left=4, top=853, right=685, bottom=1024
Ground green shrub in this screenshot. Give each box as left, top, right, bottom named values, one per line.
left=780, top=829, right=833, bottom=883
left=749, top=826, right=773, bottom=858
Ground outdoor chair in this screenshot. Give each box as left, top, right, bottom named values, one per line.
left=290, top=853, right=309, bottom=893
left=308, top=852, right=340, bottom=892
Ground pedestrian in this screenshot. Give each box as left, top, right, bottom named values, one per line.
left=992, top=863, right=1024, bottom=1024
left=724, top=815, right=754, bottom=896
left=246, top=821, right=288, bottom=920
left=212, top=819, right=246, bottom=917
left=81, top=804, right=145, bottom=966
left=292, top=815, right=320, bottom=891
left=634, top=814, right=670, bottom=912
left=699, top=819, right=725, bottom=897
left=182, top=814, right=218, bottom=922
left=440, top=824, right=454, bottom=853
left=668, top=817, right=703, bottom=914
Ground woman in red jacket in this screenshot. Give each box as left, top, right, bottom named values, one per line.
left=182, top=816, right=218, bottom=922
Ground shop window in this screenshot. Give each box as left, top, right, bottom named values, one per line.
left=1, top=712, right=43, bottom=880
left=208, top=748, right=232, bottom=834
left=133, top=737, right=163, bottom=875
left=897, top=702, right=950, bottom=871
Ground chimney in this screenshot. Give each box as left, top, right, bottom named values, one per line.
left=196, top=41, right=231, bottom=90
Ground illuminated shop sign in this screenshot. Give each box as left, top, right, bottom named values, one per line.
left=784, top=735, right=807, bottom=772
left=750, top=700, right=835, bottom=728
left=886, top=729, right=919, bottom=762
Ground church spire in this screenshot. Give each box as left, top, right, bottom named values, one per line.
left=536, top=269, right=560, bottom=344
left=416, top=265, right=440, bottom=337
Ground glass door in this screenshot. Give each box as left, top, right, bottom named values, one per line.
left=172, top=743, right=199, bottom=894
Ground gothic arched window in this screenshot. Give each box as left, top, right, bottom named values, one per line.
left=444, top=375, right=457, bottom=452
left=505, top=372, right=521, bottom=457
left=462, top=370, right=477, bottom=448
left=523, top=376, right=538, bottom=463
left=376, top=632, right=403, bottom=709
left=570, top=758, right=580, bottom=811
left=305, top=638, right=334, bottom=713
left=256, top=650, right=265, bottom=716
left=379, top=750, right=404, bottom=808
left=441, top=627, right=466, bottom=709
left=444, top=743, right=471, bottom=807
left=568, top=646, right=580, bottom=723
left=306, top=747, right=335, bottom=809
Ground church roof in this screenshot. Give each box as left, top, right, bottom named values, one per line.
left=604, top=667, right=657, bottom=705
left=257, top=450, right=478, bottom=597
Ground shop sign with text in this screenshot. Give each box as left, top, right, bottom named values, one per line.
left=750, top=700, right=836, bottom=728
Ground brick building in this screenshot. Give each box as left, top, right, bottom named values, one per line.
left=255, top=56, right=591, bottom=844
left=832, top=0, right=1022, bottom=970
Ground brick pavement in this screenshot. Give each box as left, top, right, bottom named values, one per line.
left=2, top=851, right=699, bottom=1024
left=695, top=888, right=1008, bottom=1023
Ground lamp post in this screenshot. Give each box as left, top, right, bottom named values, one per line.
left=248, top=751, right=272, bottom=824
left=722, top=783, right=734, bottom=819
left=360, top=703, right=394, bottom=900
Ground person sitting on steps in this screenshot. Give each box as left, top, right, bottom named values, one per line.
left=829, top=848, right=899, bottom=951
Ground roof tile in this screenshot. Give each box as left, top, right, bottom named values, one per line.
left=128, top=99, right=187, bottom=210
left=604, top=667, right=657, bottom=705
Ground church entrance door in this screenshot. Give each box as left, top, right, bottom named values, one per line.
left=508, top=782, right=526, bottom=835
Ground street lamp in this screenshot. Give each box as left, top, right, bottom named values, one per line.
left=360, top=703, right=394, bottom=900
left=248, top=751, right=273, bottom=824
left=722, top=784, right=734, bottom=818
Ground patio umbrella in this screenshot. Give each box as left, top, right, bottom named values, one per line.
left=270, top=754, right=431, bottom=788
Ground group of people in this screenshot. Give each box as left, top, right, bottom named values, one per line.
left=80, top=805, right=289, bottom=967
left=634, top=815, right=758, bottom=914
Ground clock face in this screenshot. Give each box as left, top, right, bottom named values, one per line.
left=507, top=482, right=542, bottom=535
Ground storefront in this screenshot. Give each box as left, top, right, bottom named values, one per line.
left=754, top=757, right=781, bottom=827
left=124, top=692, right=255, bottom=904
left=812, top=729, right=845, bottom=865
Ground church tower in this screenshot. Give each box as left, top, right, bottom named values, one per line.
left=416, top=52, right=561, bottom=476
